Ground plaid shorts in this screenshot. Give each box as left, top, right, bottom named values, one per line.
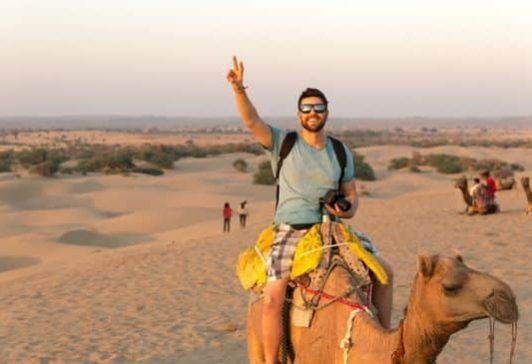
left=266, top=223, right=310, bottom=282
left=265, top=223, right=379, bottom=282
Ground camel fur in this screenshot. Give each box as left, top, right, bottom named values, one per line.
left=246, top=255, right=518, bottom=364
left=521, top=176, right=532, bottom=215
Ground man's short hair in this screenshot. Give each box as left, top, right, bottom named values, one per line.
left=298, top=88, right=328, bottom=107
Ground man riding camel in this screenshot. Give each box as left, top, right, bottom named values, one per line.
left=227, top=56, right=394, bottom=364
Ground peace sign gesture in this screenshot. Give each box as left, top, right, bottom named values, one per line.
left=226, top=56, right=245, bottom=90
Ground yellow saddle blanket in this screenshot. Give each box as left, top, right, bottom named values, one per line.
left=235, top=223, right=388, bottom=291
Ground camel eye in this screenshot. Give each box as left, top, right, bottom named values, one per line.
left=442, top=284, right=462, bottom=295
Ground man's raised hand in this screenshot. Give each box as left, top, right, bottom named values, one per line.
left=226, top=56, right=245, bottom=91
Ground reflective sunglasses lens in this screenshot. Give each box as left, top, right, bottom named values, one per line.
left=300, top=104, right=313, bottom=113
left=313, top=104, right=327, bottom=113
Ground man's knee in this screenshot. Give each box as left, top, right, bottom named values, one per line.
left=263, top=280, right=288, bottom=312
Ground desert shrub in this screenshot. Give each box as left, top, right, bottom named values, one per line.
left=253, top=160, right=275, bottom=185
left=388, top=157, right=410, bottom=170
left=132, top=167, right=164, bottom=176
left=233, top=158, right=248, bottom=172
left=18, top=148, right=48, bottom=167
left=353, top=152, right=376, bottom=181
left=80, top=149, right=135, bottom=173
left=510, top=163, right=524, bottom=172
left=59, top=166, right=75, bottom=175
left=136, top=145, right=177, bottom=169
left=0, top=151, right=14, bottom=172
left=408, top=164, right=421, bottom=173
left=29, top=161, right=58, bottom=177
left=0, top=160, right=11, bottom=172
left=425, top=154, right=464, bottom=174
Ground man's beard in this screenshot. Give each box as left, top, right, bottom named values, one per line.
left=301, top=118, right=326, bottom=132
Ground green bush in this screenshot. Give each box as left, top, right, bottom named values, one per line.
left=29, top=161, right=58, bottom=177
left=388, top=157, right=410, bottom=170
left=0, top=151, right=14, bottom=172
left=253, top=160, right=275, bottom=185
left=353, top=152, right=376, bottom=181
left=132, top=167, right=164, bottom=176
left=0, top=160, right=11, bottom=172
left=136, top=145, right=177, bottom=169
left=233, top=158, right=248, bottom=172
left=426, top=154, right=464, bottom=174
left=18, top=148, right=48, bottom=167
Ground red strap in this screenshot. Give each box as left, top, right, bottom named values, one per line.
left=296, top=283, right=370, bottom=311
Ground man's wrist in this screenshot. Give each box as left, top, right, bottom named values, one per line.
left=232, top=83, right=248, bottom=94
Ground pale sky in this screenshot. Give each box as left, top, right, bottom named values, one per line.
left=2, top=0, right=531, bottom=117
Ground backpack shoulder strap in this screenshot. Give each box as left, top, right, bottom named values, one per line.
left=328, top=136, right=347, bottom=189
left=276, top=131, right=298, bottom=180
left=275, top=131, right=297, bottom=209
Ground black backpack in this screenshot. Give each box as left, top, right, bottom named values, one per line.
left=274, top=131, right=347, bottom=209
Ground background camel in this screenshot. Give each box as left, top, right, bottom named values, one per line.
left=521, top=176, right=532, bottom=215
left=247, top=255, right=518, bottom=364
left=454, top=177, right=499, bottom=215
left=454, top=176, right=473, bottom=212
left=496, top=176, right=516, bottom=191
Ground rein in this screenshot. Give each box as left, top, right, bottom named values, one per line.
left=488, top=317, right=518, bottom=364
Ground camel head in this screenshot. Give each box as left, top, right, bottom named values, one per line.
left=412, top=255, right=518, bottom=326
left=521, top=176, right=530, bottom=189
left=454, top=176, right=468, bottom=191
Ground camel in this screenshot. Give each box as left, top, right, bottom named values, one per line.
left=521, top=176, right=532, bottom=215
left=454, top=176, right=473, bottom=213
left=496, top=176, right=516, bottom=191
left=454, top=176, right=498, bottom=215
left=247, top=255, right=518, bottom=364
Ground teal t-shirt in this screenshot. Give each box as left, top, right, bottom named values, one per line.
left=266, top=126, right=355, bottom=225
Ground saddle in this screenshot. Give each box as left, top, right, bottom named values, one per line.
left=235, top=222, right=388, bottom=294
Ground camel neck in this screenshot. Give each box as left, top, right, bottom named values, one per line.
left=524, top=184, right=532, bottom=202
left=400, top=297, right=467, bottom=363
left=458, top=184, right=472, bottom=206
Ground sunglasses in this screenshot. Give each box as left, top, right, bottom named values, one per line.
left=299, top=103, right=327, bottom=114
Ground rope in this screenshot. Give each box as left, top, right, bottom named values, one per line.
left=298, top=242, right=353, bottom=258
left=488, top=317, right=495, bottom=364
left=254, top=245, right=267, bottom=266
left=339, top=306, right=373, bottom=364
left=509, top=322, right=517, bottom=364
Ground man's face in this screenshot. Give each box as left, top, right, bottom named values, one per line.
left=298, top=96, right=328, bottom=133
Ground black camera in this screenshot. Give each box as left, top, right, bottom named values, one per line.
left=321, top=189, right=352, bottom=212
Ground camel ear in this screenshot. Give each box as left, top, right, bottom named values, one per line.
left=417, top=255, right=434, bottom=277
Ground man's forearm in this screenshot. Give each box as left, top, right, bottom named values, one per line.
left=233, top=88, right=261, bottom=129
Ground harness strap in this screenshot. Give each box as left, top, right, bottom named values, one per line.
left=338, top=304, right=373, bottom=364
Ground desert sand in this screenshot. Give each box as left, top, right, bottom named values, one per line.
left=0, top=144, right=530, bottom=363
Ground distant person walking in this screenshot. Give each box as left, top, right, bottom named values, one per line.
left=238, top=201, right=248, bottom=228
left=223, top=202, right=233, bottom=233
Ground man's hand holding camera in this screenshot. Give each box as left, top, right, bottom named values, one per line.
left=321, top=189, right=355, bottom=219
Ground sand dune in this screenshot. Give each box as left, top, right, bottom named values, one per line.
left=0, top=146, right=530, bottom=363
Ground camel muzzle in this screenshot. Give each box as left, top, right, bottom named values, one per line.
left=482, top=288, right=519, bottom=324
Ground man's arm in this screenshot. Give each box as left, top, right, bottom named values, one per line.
left=324, top=178, right=359, bottom=219
left=226, top=56, right=272, bottom=149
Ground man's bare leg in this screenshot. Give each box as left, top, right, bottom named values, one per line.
left=372, top=256, right=394, bottom=329
left=262, top=277, right=289, bottom=364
